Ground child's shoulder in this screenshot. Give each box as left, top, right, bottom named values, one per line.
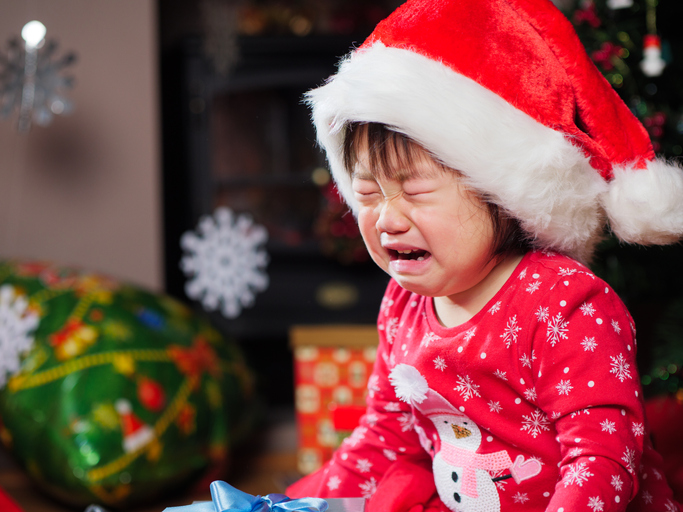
left=516, top=250, right=628, bottom=317
left=521, top=249, right=596, bottom=281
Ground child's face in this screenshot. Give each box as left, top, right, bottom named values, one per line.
left=351, top=146, right=497, bottom=302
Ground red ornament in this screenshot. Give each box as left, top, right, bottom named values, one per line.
left=137, top=377, right=166, bottom=412
left=574, top=2, right=601, bottom=28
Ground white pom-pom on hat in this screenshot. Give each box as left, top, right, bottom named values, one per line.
left=389, top=364, right=428, bottom=404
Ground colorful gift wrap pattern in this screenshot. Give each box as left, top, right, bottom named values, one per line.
left=0, top=260, right=256, bottom=508
left=290, top=325, right=378, bottom=474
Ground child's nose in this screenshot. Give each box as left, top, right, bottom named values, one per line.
left=376, top=199, right=410, bottom=234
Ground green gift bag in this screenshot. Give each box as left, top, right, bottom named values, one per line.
left=0, top=260, right=256, bottom=508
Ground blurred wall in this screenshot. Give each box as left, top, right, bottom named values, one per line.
left=0, top=0, right=162, bottom=290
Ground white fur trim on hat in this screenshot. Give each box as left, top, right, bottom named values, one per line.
left=307, top=43, right=609, bottom=262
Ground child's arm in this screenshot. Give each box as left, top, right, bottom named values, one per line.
left=288, top=281, right=432, bottom=502
left=531, top=275, right=677, bottom=511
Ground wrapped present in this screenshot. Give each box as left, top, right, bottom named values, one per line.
left=163, top=480, right=365, bottom=512
left=290, top=325, right=377, bottom=474
left=0, top=260, right=256, bottom=508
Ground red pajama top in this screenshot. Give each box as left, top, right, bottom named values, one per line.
left=288, top=250, right=679, bottom=512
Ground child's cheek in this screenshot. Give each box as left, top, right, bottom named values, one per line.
left=356, top=208, right=387, bottom=270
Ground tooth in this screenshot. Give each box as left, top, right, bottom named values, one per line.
left=417, top=256, right=424, bottom=261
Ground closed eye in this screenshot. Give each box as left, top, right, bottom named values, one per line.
left=352, top=178, right=381, bottom=197
left=402, top=178, right=439, bottom=196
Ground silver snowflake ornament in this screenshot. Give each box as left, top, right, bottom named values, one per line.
left=0, top=30, right=77, bottom=132
left=180, top=207, right=269, bottom=319
left=0, top=284, right=40, bottom=389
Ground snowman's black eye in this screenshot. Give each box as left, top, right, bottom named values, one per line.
left=463, top=422, right=468, bottom=425
left=444, top=421, right=448, bottom=424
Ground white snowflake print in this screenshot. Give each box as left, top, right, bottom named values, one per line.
left=551, top=411, right=562, bottom=420
left=622, top=447, right=636, bottom=474
left=384, top=402, right=401, bottom=412
left=641, top=491, right=654, bottom=505
left=546, top=312, right=569, bottom=346
left=383, top=449, right=397, bottom=461
left=463, top=326, right=477, bottom=342
left=653, top=468, right=663, bottom=480
left=632, top=422, right=645, bottom=437
left=327, top=475, right=341, bottom=491
left=488, top=400, right=502, bottom=413
left=380, top=296, right=394, bottom=315
left=556, top=379, right=573, bottom=396
left=568, top=447, right=583, bottom=458
left=521, top=409, right=550, bottom=438
left=526, top=281, right=541, bottom=294
left=356, top=458, right=373, bottom=473
left=611, top=319, right=621, bottom=334
left=489, top=301, right=502, bottom=314
left=343, top=426, right=368, bottom=447
left=420, top=331, right=440, bottom=348
left=492, top=469, right=508, bottom=491
left=365, top=413, right=378, bottom=426
left=610, top=353, right=632, bottom=382
left=359, top=477, right=377, bottom=499
left=570, top=408, right=591, bottom=419
left=0, top=285, right=40, bottom=388
left=524, top=387, right=537, bottom=402
left=580, top=302, right=596, bottom=317
left=535, top=306, right=549, bottom=322
left=588, top=496, right=605, bottom=511
left=518, top=268, right=528, bottom=280
left=455, top=374, right=481, bottom=401
left=512, top=492, right=530, bottom=504
left=563, top=462, right=594, bottom=487
left=501, top=315, right=522, bottom=348
left=581, top=336, right=598, bottom=352
left=433, top=356, right=447, bottom=371
left=493, top=369, right=508, bottom=381
left=610, top=474, right=624, bottom=491
left=398, top=412, right=415, bottom=432
left=367, top=374, right=381, bottom=398
left=559, top=267, right=578, bottom=276
left=385, top=317, right=399, bottom=344
left=665, top=500, right=678, bottom=512
left=180, top=207, right=269, bottom=319
left=520, top=353, right=533, bottom=368
left=601, top=419, right=617, bottom=434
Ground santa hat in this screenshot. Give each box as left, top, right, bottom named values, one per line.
left=306, top=0, right=683, bottom=262
left=390, top=364, right=461, bottom=418
left=115, top=399, right=155, bottom=453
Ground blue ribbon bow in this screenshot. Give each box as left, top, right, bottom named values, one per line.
left=164, top=480, right=328, bottom=512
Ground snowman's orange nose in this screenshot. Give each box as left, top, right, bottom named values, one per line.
left=451, top=424, right=471, bottom=439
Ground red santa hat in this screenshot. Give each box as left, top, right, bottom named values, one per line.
left=115, top=399, right=155, bottom=453
left=306, top=0, right=683, bottom=262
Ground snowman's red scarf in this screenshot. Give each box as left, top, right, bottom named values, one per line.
left=440, top=442, right=512, bottom=498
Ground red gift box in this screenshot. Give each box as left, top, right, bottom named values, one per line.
left=290, top=325, right=378, bottom=474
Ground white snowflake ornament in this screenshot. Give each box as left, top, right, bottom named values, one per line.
left=0, top=284, right=40, bottom=388
left=180, top=207, right=269, bottom=319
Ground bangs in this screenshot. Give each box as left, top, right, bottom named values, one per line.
left=343, top=122, right=449, bottom=180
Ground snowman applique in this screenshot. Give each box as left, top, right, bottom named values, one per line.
left=389, top=364, right=541, bottom=512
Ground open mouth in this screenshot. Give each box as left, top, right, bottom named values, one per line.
left=389, top=249, right=430, bottom=261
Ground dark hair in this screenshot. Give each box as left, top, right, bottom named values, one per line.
left=342, top=122, right=534, bottom=260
